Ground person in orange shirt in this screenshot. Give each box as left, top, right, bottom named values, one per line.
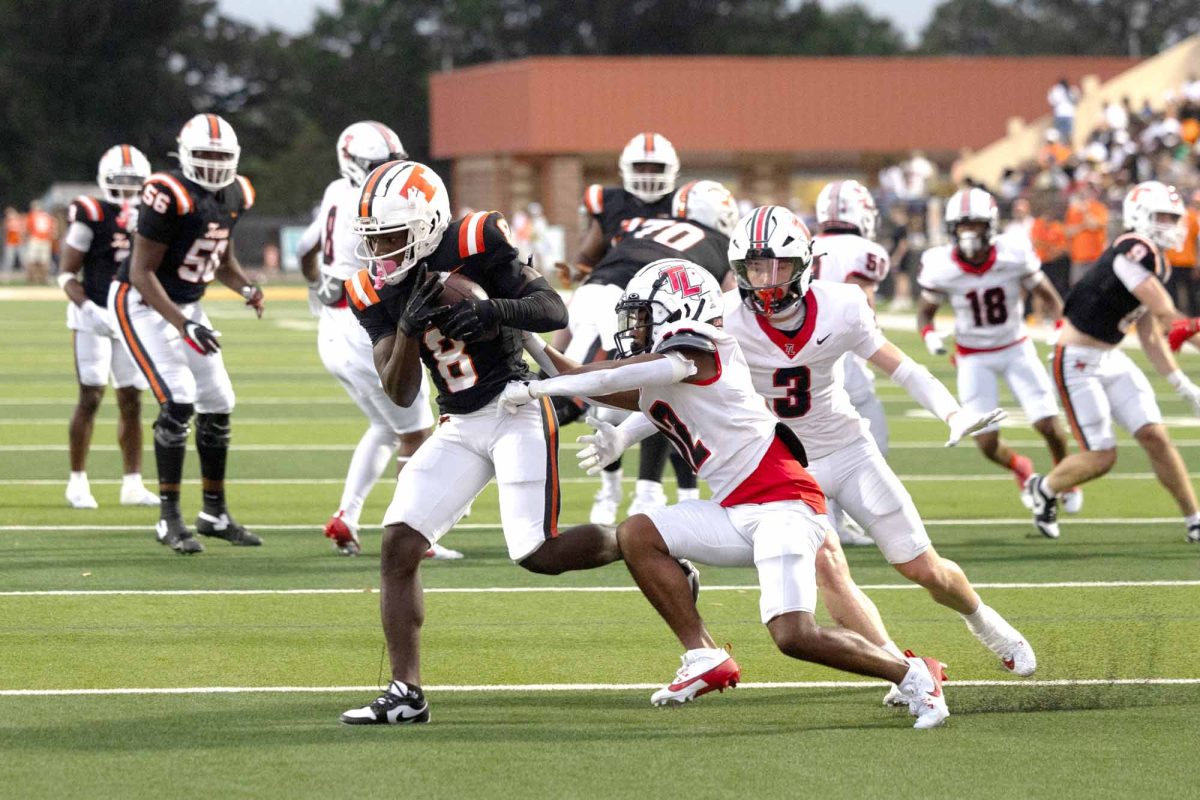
left=24, top=200, right=55, bottom=284
left=1063, top=186, right=1108, bottom=285
left=1030, top=195, right=1071, bottom=304
left=1165, top=190, right=1200, bottom=314
left=3, top=206, right=23, bottom=276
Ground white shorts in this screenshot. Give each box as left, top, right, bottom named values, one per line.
left=1052, top=344, right=1162, bottom=451
left=957, top=338, right=1058, bottom=432
left=564, top=282, right=625, bottom=361
left=109, top=282, right=235, bottom=412
left=806, top=436, right=930, bottom=564
left=317, top=304, right=433, bottom=435
left=66, top=302, right=146, bottom=389
left=646, top=498, right=830, bottom=624
left=383, top=395, right=562, bottom=561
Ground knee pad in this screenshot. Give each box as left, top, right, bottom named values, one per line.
left=154, top=402, right=194, bottom=448
left=196, top=413, right=231, bottom=449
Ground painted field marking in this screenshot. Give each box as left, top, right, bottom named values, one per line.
left=1, top=678, right=1197, bottom=697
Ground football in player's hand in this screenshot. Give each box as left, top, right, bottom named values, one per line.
left=438, top=272, right=488, bottom=306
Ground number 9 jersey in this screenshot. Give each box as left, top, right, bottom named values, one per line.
left=118, top=169, right=255, bottom=304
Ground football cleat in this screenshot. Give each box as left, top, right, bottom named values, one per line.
left=882, top=684, right=909, bottom=707
left=156, top=518, right=204, bottom=554
left=1188, top=522, right=1200, bottom=544
left=1023, top=474, right=1059, bottom=539
left=628, top=481, right=667, bottom=517
left=650, top=647, right=740, bottom=706
left=340, top=681, right=430, bottom=725
left=324, top=511, right=361, bottom=556
left=66, top=482, right=98, bottom=510
left=120, top=484, right=161, bottom=506
left=589, top=487, right=620, bottom=526
left=424, top=543, right=464, bottom=560
left=196, top=511, right=262, bottom=546
left=1061, top=487, right=1083, bottom=514
left=677, top=558, right=701, bottom=604
left=901, top=650, right=949, bottom=729
left=997, top=637, right=1037, bottom=677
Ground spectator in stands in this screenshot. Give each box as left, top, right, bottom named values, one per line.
left=1166, top=189, right=1200, bottom=315
left=884, top=203, right=914, bottom=310
left=1038, top=129, right=1073, bottom=170
left=23, top=200, right=54, bottom=285
left=1047, top=78, right=1080, bottom=142
left=1030, top=193, right=1070, bottom=303
left=1064, top=183, right=1108, bottom=286
left=1003, top=197, right=1034, bottom=243
left=2, top=206, right=22, bottom=277
left=1105, top=100, right=1129, bottom=133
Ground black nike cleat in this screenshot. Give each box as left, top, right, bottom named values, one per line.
left=1023, top=474, right=1060, bottom=539
left=340, top=681, right=430, bottom=725
left=196, top=511, right=262, bottom=546
left=155, top=518, right=204, bottom=554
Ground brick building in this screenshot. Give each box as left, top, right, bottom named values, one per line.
left=429, top=55, right=1135, bottom=228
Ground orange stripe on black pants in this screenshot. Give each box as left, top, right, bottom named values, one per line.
left=1052, top=344, right=1089, bottom=451
left=539, top=396, right=560, bottom=538
left=114, top=283, right=170, bottom=405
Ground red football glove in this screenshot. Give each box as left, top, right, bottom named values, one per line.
left=1167, top=318, right=1200, bottom=352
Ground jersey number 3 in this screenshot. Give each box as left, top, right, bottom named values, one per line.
left=772, top=366, right=811, bottom=418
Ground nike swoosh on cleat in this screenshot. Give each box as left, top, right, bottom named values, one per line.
left=1003, top=657, right=1015, bottom=670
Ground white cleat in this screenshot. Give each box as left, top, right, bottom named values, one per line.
left=900, top=651, right=949, bottom=729
left=628, top=494, right=667, bottom=517
left=1061, top=488, right=1083, bottom=514
left=589, top=488, right=620, bottom=526
left=423, top=543, right=464, bottom=560
left=882, top=684, right=909, bottom=707
left=120, top=484, right=161, bottom=506
left=1188, top=522, right=1200, bottom=544
left=998, top=637, right=1037, bottom=677
left=651, top=648, right=740, bottom=706
left=66, top=482, right=98, bottom=509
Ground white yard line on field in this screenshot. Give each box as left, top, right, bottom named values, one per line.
left=1, top=580, right=1197, bottom=597
left=1, top=678, right=1197, bottom=697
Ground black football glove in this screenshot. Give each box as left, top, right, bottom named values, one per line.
left=441, top=298, right=499, bottom=342
left=182, top=321, right=221, bottom=355
left=397, top=265, right=449, bottom=338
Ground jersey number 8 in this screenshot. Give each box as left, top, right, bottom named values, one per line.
left=424, top=327, right=479, bottom=393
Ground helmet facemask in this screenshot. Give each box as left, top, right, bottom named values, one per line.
left=181, top=146, right=239, bottom=192
left=100, top=171, right=145, bottom=204
left=953, top=220, right=991, bottom=260
left=733, top=256, right=810, bottom=317
left=1151, top=211, right=1186, bottom=251
left=355, top=219, right=432, bottom=289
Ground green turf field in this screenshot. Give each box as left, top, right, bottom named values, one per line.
left=2, top=293, right=1199, bottom=799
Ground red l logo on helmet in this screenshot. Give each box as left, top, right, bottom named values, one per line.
left=664, top=264, right=700, bottom=296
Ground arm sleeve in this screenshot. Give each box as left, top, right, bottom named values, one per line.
left=1113, top=253, right=1155, bottom=293
left=531, top=352, right=695, bottom=399
left=890, top=356, right=960, bottom=422
left=351, top=301, right=396, bottom=347
left=490, top=275, right=568, bottom=331
left=614, top=412, right=659, bottom=447
left=64, top=221, right=94, bottom=253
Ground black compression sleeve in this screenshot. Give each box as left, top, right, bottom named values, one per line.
left=490, top=277, right=568, bottom=332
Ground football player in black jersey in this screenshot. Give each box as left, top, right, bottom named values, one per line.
left=340, top=160, right=645, bottom=725
left=1025, top=181, right=1200, bottom=543
left=58, top=145, right=159, bottom=509
left=113, top=114, right=264, bottom=554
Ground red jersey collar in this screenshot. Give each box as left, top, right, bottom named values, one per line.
left=953, top=246, right=997, bottom=275
left=754, top=290, right=818, bottom=358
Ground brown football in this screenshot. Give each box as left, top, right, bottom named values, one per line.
left=438, top=272, right=488, bottom=306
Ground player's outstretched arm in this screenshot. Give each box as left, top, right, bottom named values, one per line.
left=214, top=239, right=263, bottom=318
left=1030, top=275, right=1064, bottom=321
left=498, top=351, right=705, bottom=415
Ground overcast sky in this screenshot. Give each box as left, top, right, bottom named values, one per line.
left=217, top=0, right=939, bottom=45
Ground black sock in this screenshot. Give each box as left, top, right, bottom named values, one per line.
left=202, top=489, right=226, bottom=516
left=159, top=487, right=182, bottom=520
left=638, top=432, right=670, bottom=481
left=155, top=443, right=185, bottom=520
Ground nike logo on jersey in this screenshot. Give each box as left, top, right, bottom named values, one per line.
left=816, top=333, right=831, bottom=345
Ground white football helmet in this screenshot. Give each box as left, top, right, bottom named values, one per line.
left=816, top=179, right=878, bottom=239
left=352, top=160, right=452, bottom=286
left=1123, top=181, right=1186, bottom=251
left=728, top=206, right=814, bottom=316
left=614, top=258, right=723, bottom=358
left=672, top=180, right=738, bottom=236
left=96, top=144, right=151, bottom=204
left=619, top=132, right=680, bottom=203
left=177, top=113, right=240, bottom=192
left=945, top=187, right=999, bottom=258
left=337, top=121, right=407, bottom=187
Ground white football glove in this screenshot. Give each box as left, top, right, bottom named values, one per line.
left=81, top=300, right=113, bottom=337
left=497, top=379, right=539, bottom=416
left=945, top=407, right=1007, bottom=447
left=923, top=328, right=947, bottom=356
left=576, top=414, right=629, bottom=476
left=1168, top=370, right=1200, bottom=417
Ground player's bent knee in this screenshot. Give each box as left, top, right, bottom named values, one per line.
left=77, top=386, right=105, bottom=415
left=1134, top=424, right=1170, bottom=451
left=766, top=611, right=818, bottom=658
left=616, top=514, right=664, bottom=555
left=154, top=402, right=194, bottom=448
left=379, top=524, right=431, bottom=576
left=196, top=413, right=231, bottom=449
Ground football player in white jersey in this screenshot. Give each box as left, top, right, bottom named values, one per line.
left=813, top=179, right=890, bottom=546
left=717, top=206, right=1036, bottom=677
left=1027, top=181, right=1200, bottom=543
left=297, top=122, right=456, bottom=559
left=917, top=187, right=1077, bottom=512
left=502, top=257, right=950, bottom=729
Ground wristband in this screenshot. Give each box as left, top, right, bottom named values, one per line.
left=56, top=272, right=79, bottom=290
left=1168, top=369, right=1188, bottom=391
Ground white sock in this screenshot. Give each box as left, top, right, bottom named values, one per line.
left=600, top=468, right=623, bottom=496
left=1186, top=513, right=1200, bottom=528
left=1038, top=478, right=1057, bottom=501
left=69, top=471, right=88, bottom=484
left=677, top=488, right=700, bottom=502
left=339, top=425, right=397, bottom=528
left=122, top=472, right=143, bottom=487
left=634, top=479, right=665, bottom=501
left=961, top=602, right=1021, bottom=650
left=882, top=639, right=905, bottom=660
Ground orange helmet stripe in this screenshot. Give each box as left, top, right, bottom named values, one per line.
left=120, top=145, right=132, bottom=167
left=358, top=163, right=391, bottom=218
left=206, top=114, right=221, bottom=139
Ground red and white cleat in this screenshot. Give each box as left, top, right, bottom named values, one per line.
left=999, top=637, right=1037, bottom=677
left=901, top=650, right=950, bottom=729
left=423, top=543, right=464, bottom=560
left=650, top=647, right=740, bottom=706
left=324, top=511, right=361, bottom=556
